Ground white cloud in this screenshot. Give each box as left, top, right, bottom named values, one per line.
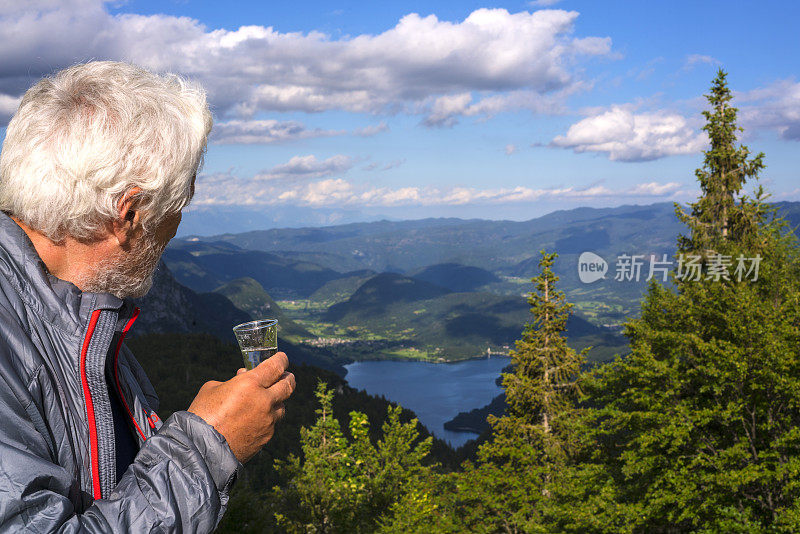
left=739, top=79, right=800, bottom=141
left=528, top=0, right=563, bottom=7
left=551, top=106, right=707, bottom=161
left=211, top=120, right=344, bottom=144
left=255, top=154, right=353, bottom=181
left=545, top=78, right=800, bottom=161
left=293, top=178, right=355, bottom=206
left=362, top=158, right=406, bottom=172
left=684, top=54, right=719, bottom=70
left=423, top=93, right=473, bottom=127
left=353, top=122, right=389, bottom=137
left=210, top=119, right=390, bottom=144
left=421, top=88, right=575, bottom=127
left=193, top=171, right=685, bottom=208
left=776, top=187, right=800, bottom=200
left=381, top=158, right=406, bottom=171
left=627, top=181, right=682, bottom=196
left=0, top=3, right=612, bottom=125
left=0, top=93, right=21, bottom=123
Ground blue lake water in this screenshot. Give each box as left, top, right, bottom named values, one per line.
left=344, top=356, right=510, bottom=448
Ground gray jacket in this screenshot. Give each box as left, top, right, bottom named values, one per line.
left=0, top=212, right=242, bottom=532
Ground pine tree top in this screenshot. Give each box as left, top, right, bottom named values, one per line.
left=676, top=68, right=766, bottom=253
left=527, top=250, right=572, bottom=335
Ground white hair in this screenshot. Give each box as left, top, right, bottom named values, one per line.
left=0, top=61, right=212, bottom=242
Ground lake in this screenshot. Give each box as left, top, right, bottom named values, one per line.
left=344, top=356, right=510, bottom=448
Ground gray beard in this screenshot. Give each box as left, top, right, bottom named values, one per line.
left=79, top=235, right=165, bottom=299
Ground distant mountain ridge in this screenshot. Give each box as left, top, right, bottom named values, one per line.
left=187, top=203, right=686, bottom=273
left=169, top=202, right=685, bottom=323
left=188, top=202, right=800, bottom=273
left=174, top=201, right=800, bottom=325
left=160, top=201, right=800, bottom=360
left=325, top=273, right=451, bottom=322
left=410, top=263, right=500, bottom=292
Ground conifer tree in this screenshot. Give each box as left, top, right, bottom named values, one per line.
left=489, top=250, right=586, bottom=459
left=577, top=70, right=800, bottom=532
left=272, top=381, right=351, bottom=532
left=273, top=381, right=433, bottom=533
left=450, top=251, right=588, bottom=532
left=676, top=69, right=765, bottom=252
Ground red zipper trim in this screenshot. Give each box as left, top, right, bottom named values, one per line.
left=80, top=310, right=103, bottom=500
left=113, top=307, right=145, bottom=441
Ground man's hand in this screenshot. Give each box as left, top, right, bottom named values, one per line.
left=188, top=352, right=295, bottom=463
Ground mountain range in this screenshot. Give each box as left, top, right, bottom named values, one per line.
left=149, top=201, right=800, bottom=366
left=171, top=201, right=800, bottom=326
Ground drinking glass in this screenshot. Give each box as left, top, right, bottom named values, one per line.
left=233, top=319, right=278, bottom=370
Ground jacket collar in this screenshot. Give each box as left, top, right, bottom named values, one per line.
left=0, top=211, right=134, bottom=336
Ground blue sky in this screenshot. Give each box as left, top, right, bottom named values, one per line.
left=1, top=1, right=798, bottom=232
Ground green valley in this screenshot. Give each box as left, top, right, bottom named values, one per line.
left=161, top=201, right=800, bottom=367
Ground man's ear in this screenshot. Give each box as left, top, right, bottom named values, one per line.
left=111, top=187, right=143, bottom=248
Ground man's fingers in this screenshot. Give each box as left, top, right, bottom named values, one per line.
left=268, top=372, right=296, bottom=402
left=236, top=368, right=247, bottom=376
left=251, top=352, right=289, bottom=387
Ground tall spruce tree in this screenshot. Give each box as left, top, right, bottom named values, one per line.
left=575, top=70, right=800, bottom=532
left=453, top=251, right=588, bottom=532
left=677, top=69, right=766, bottom=252
left=380, top=252, right=589, bottom=532
left=489, top=250, right=586, bottom=460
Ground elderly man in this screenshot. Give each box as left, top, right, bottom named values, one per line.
left=0, top=61, right=295, bottom=531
